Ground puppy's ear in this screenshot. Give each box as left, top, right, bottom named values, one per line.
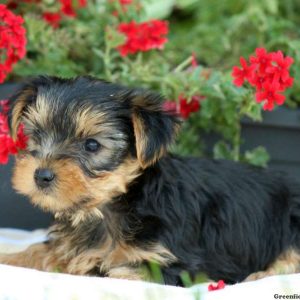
left=8, top=76, right=52, bottom=139
left=130, top=90, right=180, bottom=168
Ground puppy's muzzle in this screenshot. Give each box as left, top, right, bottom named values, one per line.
left=34, top=168, right=55, bottom=189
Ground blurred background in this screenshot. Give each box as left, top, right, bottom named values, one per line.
left=1, top=0, right=300, bottom=229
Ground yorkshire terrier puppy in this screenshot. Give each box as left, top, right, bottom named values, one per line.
left=0, top=75, right=300, bottom=285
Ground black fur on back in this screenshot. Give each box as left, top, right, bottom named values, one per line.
left=105, top=155, right=300, bottom=284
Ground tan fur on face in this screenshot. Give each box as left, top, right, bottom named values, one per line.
left=245, top=248, right=300, bottom=281
left=24, top=94, right=52, bottom=129
left=12, top=155, right=141, bottom=219
left=74, top=105, right=107, bottom=138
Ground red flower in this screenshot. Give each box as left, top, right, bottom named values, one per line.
left=0, top=114, right=9, bottom=134
left=112, top=10, right=119, bottom=17
left=255, top=80, right=285, bottom=111
left=179, top=96, right=200, bottom=119
left=191, top=52, right=198, bottom=68
left=6, top=1, right=18, bottom=10
left=208, top=280, right=226, bottom=292
left=119, top=0, right=133, bottom=5
left=15, top=124, right=28, bottom=150
left=43, top=12, right=61, bottom=29
left=117, top=20, right=168, bottom=56
left=268, top=51, right=293, bottom=80
left=19, top=0, right=41, bottom=2
left=232, top=47, right=294, bottom=111
left=281, top=76, right=294, bottom=89
left=0, top=4, right=27, bottom=83
left=78, top=0, right=87, bottom=7
left=42, top=1, right=86, bottom=27
left=0, top=100, right=28, bottom=165
left=250, top=48, right=272, bottom=73
left=163, top=101, right=177, bottom=114
left=231, top=57, right=256, bottom=87
left=0, top=100, right=10, bottom=114
left=163, top=95, right=203, bottom=119
left=266, top=51, right=294, bottom=89
left=248, top=75, right=266, bottom=91
left=60, top=0, right=76, bottom=17
left=0, top=135, right=15, bottom=164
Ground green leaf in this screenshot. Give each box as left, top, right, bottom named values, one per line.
left=264, top=0, right=279, bottom=14
left=213, top=141, right=234, bottom=160
left=191, top=66, right=203, bottom=81
left=143, top=0, right=175, bottom=20
left=105, top=26, right=126, bottom=49
left=244, top=146, right=270, bottom=167
left=92, top=48, right=104, bottom=59
left=147, top=262, right=164, bottom=283
left=180, top=271, right=193, bottom=287
left=176, top=0, right=200, bottom=10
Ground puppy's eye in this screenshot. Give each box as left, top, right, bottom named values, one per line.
left=30, top=150, right=38, bottom=157
left=84, top=139, right=101, bottom=153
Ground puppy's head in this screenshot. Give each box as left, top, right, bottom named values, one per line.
left=9, top=76, right=179, bottom=216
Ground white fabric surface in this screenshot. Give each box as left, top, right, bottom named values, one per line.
left=0, top=228, right=300, bottom=300
left=0, top=228, right=48, bottom=253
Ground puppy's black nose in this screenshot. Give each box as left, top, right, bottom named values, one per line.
left=34, top=168, right=55, bottom=188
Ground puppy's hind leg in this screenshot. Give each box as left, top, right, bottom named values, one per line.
left=245, top=248, right=300, bottom=281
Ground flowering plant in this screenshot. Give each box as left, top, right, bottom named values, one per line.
left=0, top=0, right=299, bottom=166
left=232, top=48, right=294, bottom=111
left=0, top=4, right=26, bottom=83
left=0, top=100, right=27, bottom=164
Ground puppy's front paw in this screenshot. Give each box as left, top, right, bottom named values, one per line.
left=0, top=253, right=12, bottom=265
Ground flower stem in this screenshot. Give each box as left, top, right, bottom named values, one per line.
left=174, top=56, right=193, bottom=73
left=233, top=118, right=241, bottom=161
left=104, top=44, right=112, bottom=81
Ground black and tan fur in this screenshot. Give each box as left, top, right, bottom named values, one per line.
left=1, top=76, right=300, bottom=285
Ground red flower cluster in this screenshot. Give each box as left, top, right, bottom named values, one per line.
left=0, top=4, right=26, bottom=83
left=208, top=280, right=226, bottom=292
left=42, top=0, right=87, bottom=28
left=60, top=0, right=87, bottom=16
left=179, top=95, right=201, bottom=119
left=60, top=0, right=76, bottom=17
left=119, top=0, right=133, bottom=5
left=42, top=12, right=62, bottom=29
left=0, top=100, right=28, bottom=164
left=163, top=95, right=202, bottom=119
left=117, top=20, right=168, bottom=56
left=232, top=48, right=294, bottom=111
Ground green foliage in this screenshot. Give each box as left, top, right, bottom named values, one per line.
left=14, top=15, right=80, bottom=78
left=145, top=262, right=165, bottom=284
left=244, top=146, right=270, bottom=167
left=7, top=0, right=300, bottom=166
left=168, top=0, right=300, bottom=103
